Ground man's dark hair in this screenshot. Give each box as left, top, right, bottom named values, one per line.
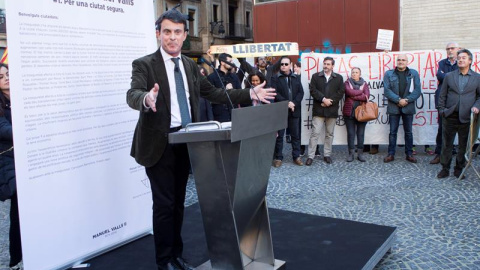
left=218, top=53, right=232, bottom=63
left=279, top=56, right=291, bottom=64
left=155, top=6, right=188, bottom=31
left=324, top=56, right=335, bottom=65
left=457, top=49, right=473, bottom=65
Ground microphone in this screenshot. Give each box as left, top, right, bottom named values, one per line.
left=201, top=57, right=215, bottom=68
left=219, top=58, right=238, bottom=69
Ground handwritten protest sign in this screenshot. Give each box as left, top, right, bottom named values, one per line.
left=376, top=29, right=394, bottom=51
left=301, top=50, right=480, bottom=145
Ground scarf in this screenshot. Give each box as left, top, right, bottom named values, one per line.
left=349, top=77, right=365, bottom=90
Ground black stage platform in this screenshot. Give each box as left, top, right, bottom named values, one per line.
left=81, top=203, right=396, bottom=270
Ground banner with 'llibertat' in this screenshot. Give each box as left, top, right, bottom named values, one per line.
left=210, top=42, right=299, bottom=57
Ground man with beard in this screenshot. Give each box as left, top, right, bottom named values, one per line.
left=207, top=53, right=242, bottom=122
left=271, top=56, right=304, bottom=167
left=305, top=56, right=345, bottom=165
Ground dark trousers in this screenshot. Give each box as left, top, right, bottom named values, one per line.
left=345, top=117, right=367, bottom=150
left=434, top=113, right=443, bottom=155
left=440, top=113, right=469, bottom=170
left=388, top=113, right=414, bottom=156
left=275, top=116, right=301, bottom=160
left=9, top=193, right=22, bottom=267
left=145, top=142, right=191, bottom=266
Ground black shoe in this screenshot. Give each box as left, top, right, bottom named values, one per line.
left=315, top=146, right=321, bottom=157
left=305, top=158, right=313, bottom=166
left=437, top=169, right=449, bottom=179
left=323, top=156, right=332, bottom=164
left=453, top=167, right=465, bottom=179
left=286, top=135, right=292, bottom=143
left=173, top=257, right=195, bottom=270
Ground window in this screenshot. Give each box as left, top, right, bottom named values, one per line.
left=213, top=4, right=219, bottom=22
left=187, top=7, right=198, bottom=37
left=246, top=11, right=250, bottom=28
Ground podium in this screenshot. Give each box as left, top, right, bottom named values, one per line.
left=169, top=102, right=288, bottom=270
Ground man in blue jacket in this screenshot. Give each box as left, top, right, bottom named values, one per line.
left=430, top=42, right=459, bottom=164
left=383, top=54, right=422, bottom=163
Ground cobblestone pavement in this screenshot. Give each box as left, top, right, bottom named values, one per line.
left=1, top=145, right=480, bottom=269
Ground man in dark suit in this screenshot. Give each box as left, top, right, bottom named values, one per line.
left=271, top=56, right=304, bottom=167
left=126, top=8, right=276, bottom=270
left=437, top=49, right=480, bottom=179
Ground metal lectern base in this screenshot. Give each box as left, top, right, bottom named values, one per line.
left=196, top=259, right=286, bottom=270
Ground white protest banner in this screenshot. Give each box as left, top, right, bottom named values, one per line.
left=376, top=29, right=394, bottom=51
left=210, top=42, right=299, bottom=57
left=301, top=50, right=480, bottom=145
left=6, top=0, right=156, bottom=269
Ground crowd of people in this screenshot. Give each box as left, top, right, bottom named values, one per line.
left=200, top=42, right=480, bottom=182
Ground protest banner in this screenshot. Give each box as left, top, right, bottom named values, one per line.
left=301, top=50, right=480, bottom=145
left=210, top=42, right=299, bottom=57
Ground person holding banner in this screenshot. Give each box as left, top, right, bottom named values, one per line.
left=343, top=67, right=370, bottom=162
left=306, top=56, right=345, bottom=165
left=437, top=49, right=480, bottom=179
left=383, top=54, right=422, bottom=164
left=126, top=8, right=276, bottom=270
left=0, top=63, right=22, bottom=270
left=430, top=42, right=460, bottom=164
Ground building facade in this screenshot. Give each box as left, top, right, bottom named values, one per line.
left=154, top=0, right=254, bottom=63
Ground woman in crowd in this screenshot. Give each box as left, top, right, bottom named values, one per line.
left=343, top=67, right=370, bottom=162
left=0, top=63, right=22, bottom=270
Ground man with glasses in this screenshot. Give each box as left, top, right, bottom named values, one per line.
left=271, top=56, right=304, bottom=167
left=383, top=54, right=422, bottom=163
left=305, top=56, right=345, bottom=165
left=437, top=49, right=480, bottom=179
left=430, top=42, right=459, bottom=164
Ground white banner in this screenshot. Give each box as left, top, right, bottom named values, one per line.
left=301, top=50, right=480, bottom=145
left=6, top=1, right=156, bottom=269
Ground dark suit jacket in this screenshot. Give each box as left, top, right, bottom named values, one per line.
left=127, top=49, right=252, bottom=167
left=438, top=69, right=480, bottom=123
left=310, top=71, right=345, bottom=118
left=271, top=72, right=304, bottom=118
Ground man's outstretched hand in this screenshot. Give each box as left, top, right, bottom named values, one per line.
left=146, top=83, right=159, bottom=112
left=251, top=81, right=276, bottom=104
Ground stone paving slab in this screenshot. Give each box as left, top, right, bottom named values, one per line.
left=1, top=144, right=479, bottom=269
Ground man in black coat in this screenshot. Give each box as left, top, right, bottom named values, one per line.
left=437, top=49, right=480, bottom=179
left=207, top=53, right=242, bottom=122
left=126, top=8, right=276, bottom=270
left=271, top=56, right=304, bottom=167
left=305, top=56, right=345, bottom=165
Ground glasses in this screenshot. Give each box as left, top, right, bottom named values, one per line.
left=446, top=47, right=457, bottom=50
left=280, top=63, right=290, bottom=66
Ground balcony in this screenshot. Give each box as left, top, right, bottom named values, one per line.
left=224, top=23, right=253, bottom=40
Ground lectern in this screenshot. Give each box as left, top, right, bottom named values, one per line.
left=169, top=101, right=288, bottom=270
